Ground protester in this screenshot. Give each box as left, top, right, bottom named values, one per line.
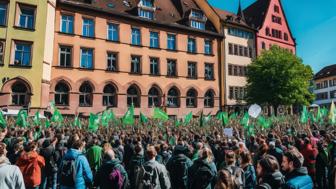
left=256, top=155, right=285, bottom=189
left=215, top=169, right=235, bottom=189
left=223, top=150, right=244, bottom=189
left=240, top=151, right=257, bottom=189
left=39, top=137, right=59, bottom=189
left=128, top=143, right=145, bottom=189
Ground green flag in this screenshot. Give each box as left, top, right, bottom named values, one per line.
left=51, top=109, right=64, bottom=125
left=258, top=116, right=271, bottom=129
left=33, top=111, right=41, bottom=126
left=221, top=112, right=229, bottom=126
left=329, top=101, right=336, bottom=125
left=0, top=111, right=6, bottom=129
left=140, top=112, right=149, bottom=125
left=123, top=105, right=135, bottom=125
left=73, top=116, right=81, bottom=128
left=16, top=109, right=29, bottom=128
left=153, top=108, right=169, bottom=121
left=45, top=119, right=51, bottom=128
left=101, top=111, right=109, bottom=127
left=240, top=112, right=249, bottom=128
left=88, top=113, right=100, bottom=132
left=175, top=119, right=181, bottom=127
left=229, top=112, right=238, bottom=120
left=300, top=106, right=309, bottom=124
left=183, top=112, right=193, bottom=125
left=247, top=124, right=255, bottom=137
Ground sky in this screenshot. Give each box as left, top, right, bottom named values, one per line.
left=208, top=0, right=336, bottom=73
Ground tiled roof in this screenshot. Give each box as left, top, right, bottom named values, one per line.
left=314, top=64, right=336, bottom=80
left=58, top=0, right=220, bottom=36
left=243, top=0, right=270, bottom=29
left=213, top=7, right=252, bottom=29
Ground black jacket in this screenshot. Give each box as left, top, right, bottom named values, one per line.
left=257, top=171, right=285, bottom=189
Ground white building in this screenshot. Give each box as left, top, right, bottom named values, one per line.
left=313, top=64, right=336, bottom=106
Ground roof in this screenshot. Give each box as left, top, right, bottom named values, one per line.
left=213, top=7, right=254, bottom=30
left=58, top=0, right=220, bottom=36
left=314, top=64, right=336, bottom=80
left=243, top=0, right=270, bottom=29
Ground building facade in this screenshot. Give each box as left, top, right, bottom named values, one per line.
left=243, top=0, right=296, bottom=55
left=0, top=0, right=56, bottom=112
left=313, top=65, right=336, bottom=106
left=50, top=0, right=222, bottom=117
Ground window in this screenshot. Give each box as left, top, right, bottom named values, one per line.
left=11, top=82, right=29, bottom=106
left=139, top=10, right=153, bottom=20
left=228, top=43, right=233, bottom=55
left=131, top=28, right=141, bottom=45
left=316, top=92, right=328, bottom=100
left=167, top=59, right=177, bottom=77
left=191, top=10, right=203, bottom=19
left=188, top=62, right=197, bottom=79
left=248, top=47, right=253, bottom=58
left=55, top=82, right=69, bottom=106
left=80, top=48, right=93, bottom=69
left=131, top=55, right=141, bottom=74
left=127, top=85, right=141, bottom=107
left=0, top=3, right=7, bottom=26
left=272, top=15, right=282, bottom=24
left=167, top=87, right=180, bottom=107
left=59, top=46, right=72, bottom=67
left=79, top=82, right=93, bottom=107
left=150, top=31, right=159, bottom=48
left=186, top=89, right=197, bottom=108
left=148, top=87, right=161, bottom=107
left=167, top=34, right=176, bottom=50
left=284, top=33, right=289, bottom=41
left=82, top=18, right=94, bottom=37
left=204, top=39, right=212, bottom=55
left=204, top=90, right=214, bottom=108
left=190, top=20, right=205, bottom=30
left=107, top=23, right=119, bottom=41
left=266, top=27, right=270, bottom=36
left=61, top=15, right=74, bottom=34
left=150, top=57, right=159, bottom=75
left=272, top=29, right=282, bottom=39
left=228, top=65, right=233, bottom=75
left=188, top=38, right=196, bottom=53
left=229, top=86, right=246, bottom=100
left=330, top=90, right=336, bottom=99
left=205, top=63, right=214, bottom=80
left=103, top=84, right=117, bottom=107
left=17, top=5, right=35, bottom=29
left=274, top=5, right=280, bottom=13
left=238, top=46, right=243, bottom=56
left=262, top=42, right=266, bottom=49
left=190, top=10, right=205, bottom=30
left=0, top=41, right=4, bottom=65
left=107, top=52, right=117, bottom=71
left=228, top=27, right=253, bottom=39
left=141, top=0, right=153, bottom=7
left=14, top=42, right=32, bottom=66
left=234, top=44, right=238, bottom=55
left=243, top=47, right=248, bottom=57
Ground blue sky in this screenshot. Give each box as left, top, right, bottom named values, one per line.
left=208, top=0, right=336, bottom=73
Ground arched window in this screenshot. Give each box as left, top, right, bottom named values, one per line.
left=127, top=85, right=141, bottom=107
left=79, top=82, right=93, bottom=107
left=204, top=90, right=214, bottom=108
left=167, top=87, right=180, bottom=108
left=11, top=82, right=29, bottom=106
left=261, top=42, right=266, bottom=49
left=103, top=84, right=117, bottom=107
left=186, top=88, right=197, bottom=108
left=148, top=87, right=161, bottom=107
left=55, top=82, right=70, bottom=106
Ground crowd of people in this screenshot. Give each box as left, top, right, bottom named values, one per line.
left=0, top=115, right=335, bottom=189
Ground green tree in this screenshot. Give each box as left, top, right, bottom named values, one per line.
left=246, top=46, right=314, bottom=115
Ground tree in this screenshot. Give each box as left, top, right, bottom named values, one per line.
left=246, top=46, right=314, bottom=115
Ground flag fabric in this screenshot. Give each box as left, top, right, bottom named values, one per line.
left=175, top=119, right=181, bottom=127
left=16, top=109, right=29, bottom=128
left=101, top=111, right=110, bottom=127
left=329, top=101, right=336, bottom=125
left=229, top=112, right=238, bottom=120
left=45, top=119, right=51, bottom=128
left=88, top=113, right=100, bottom=132
left=183, top=112, right=193, bottom=125
left=140, top=112, right=149, bottom=125
left=240, top=112, right=249, bottom=128
left=247, top=124, right=255, bottom=137
left=221, top=112, right=229, bottom=126
left=258, top=116, right=271, bottom=129
left=123, top=105, right=135, bottom=125
left=51, top=109, right=64, bottom=125
left=153, top=108, right=169, bottom=121
left=73, top=116, right=81, bottom=128
left=0, top=111, right=6, bottom=129
left=33, top=111, right=41, bottom=126
left=300, top=106, right=309, bottom=124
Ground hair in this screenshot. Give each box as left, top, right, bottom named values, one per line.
left=72, top=140, right=85, bottom=150
left=0, top=142, right=6, bottom=156
left=134, top=143, right=143, bottom=154
left=215, top=169, right=235, bottom=189
left=225, top=150, right=236, bottom=165
left=146, top=145, right=157, bottom=159
left=258, top=155, right=280, bottom=176
left=26, top=141, right=37, bottom=152
left=240, top=151, right=252, bottom=165
left=201, top=147, right=213, bottom=163
left=283, top=147, right=304, bottom=169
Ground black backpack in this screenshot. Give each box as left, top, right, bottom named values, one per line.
left=59, top=157, right=77, bottom=187
left=139, top=165, right=157, bottom=189
left=170, top=154, right=189, bottom=188
left=189, top=161, right=214, bottom=189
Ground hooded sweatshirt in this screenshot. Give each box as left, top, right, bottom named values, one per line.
left=94, top=159, right=128, bottom=189
left=16, top=151, right=45, bottom=187
left=0, top=156, right=25, bottom=189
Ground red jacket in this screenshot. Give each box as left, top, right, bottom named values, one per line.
left=301, top=144, right=318, bottom=175
left=16, top=151, right=45, bottom=187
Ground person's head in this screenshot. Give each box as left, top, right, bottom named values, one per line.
left=201, top=147, right=213, bottom=163
left=240, top=151, right=252, bottom=165
left=103, top=142, right=112, bottom=153
left=146, top=146, right=157, bottom=160
left=225, top=150, right=235, bottom=166
left=215, top=169, right=234, bottom=189
left=282, top=147, right=304, bottom=173
left=26, top=141, right=37, bottom=152
left=72, top=140, right=85, bottom=152
left=0, top=142, right=7, bottom=157
left=257, top=155, right=280, bottom=178
left=134, top=143, right=143, bottom=155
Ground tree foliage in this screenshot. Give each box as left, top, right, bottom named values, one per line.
left=246, top=46, right=314, bottom=110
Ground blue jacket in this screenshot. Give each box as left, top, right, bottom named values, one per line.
left=60, top=149, right=93, bottom=189
left=283, top=167, right=313, bottom=189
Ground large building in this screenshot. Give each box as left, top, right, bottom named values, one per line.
left=0, top=0, right=56, bottom=112
left=243, top=0, right=296, bottom=55
left=50, top=0, right=222, bottom=117
left=313, top=65, right=336, bottom=106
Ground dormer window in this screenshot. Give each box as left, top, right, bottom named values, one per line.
left=138, top=0, right=155, bottom=20
left=190, top=9, right=206, bottom=30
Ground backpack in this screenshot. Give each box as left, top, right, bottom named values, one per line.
left=224, top=166, right=244, bottom=189
left=189, top=161, right=214, bottom=189
left=108, top=165, right=124, bottom=189
left=60, top=156, right=80, bottom=187
left=139, top=165, right=157, bottom=189
left=170, top=154, right=189, bottom=187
